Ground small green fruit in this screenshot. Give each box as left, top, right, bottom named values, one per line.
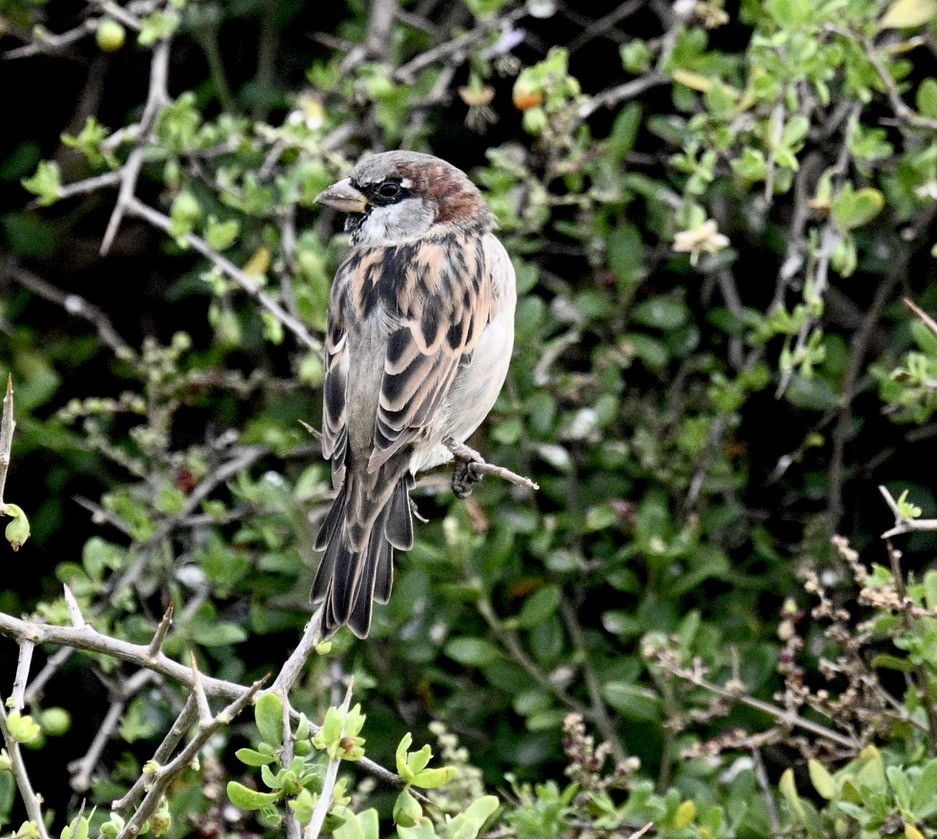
left=39, top=707, right=71, bottom=736
left=96, top=19, right=126, bottom=52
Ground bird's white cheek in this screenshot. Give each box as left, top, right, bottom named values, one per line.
left=354, top=200, right=435, bottom=246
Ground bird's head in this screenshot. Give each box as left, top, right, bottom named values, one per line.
left=315, top=151, right=495, bottom=246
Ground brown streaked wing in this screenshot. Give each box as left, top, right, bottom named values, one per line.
left=322, top=267, right=351, bottom=487
left=367, top=233, right=493, bottom=473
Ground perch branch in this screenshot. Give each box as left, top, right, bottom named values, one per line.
left=443, top=438, right=539, bottom=492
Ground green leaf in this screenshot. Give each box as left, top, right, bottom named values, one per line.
left=444, top=637, right=501, bottom=667
left=808, top=759, right=836, bottom=800
left=138, top=9, right=180, bottom=45
left=410, top=766, right=457, bottom=789
left=204, top=217, right=240, bottom=251
left=765, top=0, right=812, bottom=27
left=832, top=186, right=885, bottom=230
left=517, top=585, right=562, bottom=629
left=333, top=806, right=381, bottom=839
left=632, top=296, right=689, bottom=330
left=235, top=748, right=276, bottom=767
left=226, top=781, right=280, bottom=810
left=396, top=820, right=438, bottom=839
left=779, top=768, right=806, bottom=822
left=254, top=692, right=284, bottom=748
left=608, top=104, right=642, bottom=160
left=393, top=788, right=423, bottom=827
left=288, top=788, right=315, bottom=826
left=917, top=78, right=937, bottom=117
left=21, top=161, right=61, bottom=206
left=601, top=682, right=661, bottom=721
left=446, top=795, right=500, bottom=839
left=6, top=711, right=40, bottom=744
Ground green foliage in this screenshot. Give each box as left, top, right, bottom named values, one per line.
left=6, top=0, right=937, bottom=836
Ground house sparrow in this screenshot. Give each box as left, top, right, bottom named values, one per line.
left=312, top=151, right=517, bottom=639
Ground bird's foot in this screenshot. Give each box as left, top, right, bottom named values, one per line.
left=444, top=437, right=486, bottom=499
left=452, top=460, right=483, bottom=499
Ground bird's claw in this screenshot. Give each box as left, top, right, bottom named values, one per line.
left=452, top=460, right=483, bottom=499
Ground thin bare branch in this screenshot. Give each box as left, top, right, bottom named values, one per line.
left=652, top=655, right=859, bottom=750
left=879, top=485, right=937, bottom=539
left=63, top=585, right=86, bottom=629
left=69, top=670, right=154, bottom=793
left=0, top=375, right=15, bottom=509
left=443, top=438, right=539, bottom=492
left=305, top=678, right=355, bottom=839
left=10, top=641, right=35, bottom=713
left=904, top=297, right=937, bottom=338
left=826, top=25, right=937, bottom=132
left=115, top=676, right=268, bottom=839
left=146, top=602, right=175, bottom=659
left=101, top=37, right=171, bottom=255
left=126, top=196, right=322, bottom=352
left=112, top=695, right=198, bottom=813
left=0, top=701, right=51, bottom=839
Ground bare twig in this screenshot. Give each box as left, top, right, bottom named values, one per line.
left=653, top=655, right=859, bottom=750
left=579, top=72, right=668, bottom=119
left=112, top=695, right=197, bottom=812
left=69, top=670, right=155, bottom=792
left=115, top=675, right=268, bottom=839
left=63, top=585, right=87, bottom=628
left=826, top=25, right=937, bottom=132
left=272, top=606, right=325, bottom=694
left=443, top=438, right=539, bottom=492
left=26, top=170, right=123, bottom=210
left=394, top=7, right=525, bottom=82
left=10, top=641, right=35, bottom=713
left=147, top=602, right=175, bottom=659
left=904, top=297, right=937, bottom=338
left=559, top=601, right=626, bottom=764
left=0, top=701, right=51, bottom=839
left=126, top=196, right=321, bottom=352
left=305, top=678, right=355, bottom=839
left=100, top=37, right=171, bottom=255
left=751, top=747, right=782, bottom=838
left=879, top=485, right=937, bottom=539
left=0, top=376, right=15, bottom=509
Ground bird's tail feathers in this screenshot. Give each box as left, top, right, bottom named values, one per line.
left=311, top=474, right=414, bottom=639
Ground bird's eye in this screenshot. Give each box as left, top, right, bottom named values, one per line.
left=377, top=181, right=401, bottom=199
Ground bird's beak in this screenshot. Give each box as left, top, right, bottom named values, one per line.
left=315, top=178, right=368, bottom=214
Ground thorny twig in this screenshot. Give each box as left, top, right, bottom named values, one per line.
left=100, top=37, right=171, bottom=255
left=0, top=376, right=15, bottom=510
left=126, top=196, right=322, bottom=352
left=649, top=648, right=859, bottom=750
left=69, top=669, right=156, bottom=792
left=0, top=700, right=51, bottom=839
left=115, top=669, right=268, bottom=839
left=0, top=599, right=409, bottom=790
left=878, top=485, right=937, bottom=540
left=826, top=25, right=937, bottom=132
left=10, top=640, right=35, bottom=713
left=0, top=260, right=135, bottom=357
left=305, top=678, right=355, bottom=839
